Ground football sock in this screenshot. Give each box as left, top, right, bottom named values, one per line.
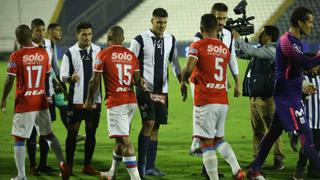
left=215, top=140, right=240, bottom=175
left=123, top=156, right=140, bottom=180
left=84, top=127, right=97, bottom=165
left=66, top=130, right=77, bottom=165
left=138, top=133, right=150, bottom=173
left=39, top=136, right=49, bottom=167
left=46, top=135, right=64, bottom=163
left=14, top=141, right=26, bottom=177
left=299, top=128, right=320, bottom=170
left=202, top=144, right=218, bottom=180
left=26, top=128, right=37, bottom=167
left=109, top=151, right=122, bottom=176
left=146, top=140, right=157, bottom=170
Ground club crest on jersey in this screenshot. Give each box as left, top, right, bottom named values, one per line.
left=112, top=52, right=132, bottom=61
left=22, top=53, right=44, bottom=63
left=207, top=45, right=228, bottom=55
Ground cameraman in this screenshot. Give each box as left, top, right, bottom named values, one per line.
left=232, top=25, right=285, bottom=170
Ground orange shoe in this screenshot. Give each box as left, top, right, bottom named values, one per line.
left=82, top=164, right=99, bottom=175
left=233, top=169, right=246, bottom=180
left=59, top=162, right=71, bottom=180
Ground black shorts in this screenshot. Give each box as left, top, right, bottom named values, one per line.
left=67, top=104, right=101, bottom=128
left=136, top=87, right=168, bottom=124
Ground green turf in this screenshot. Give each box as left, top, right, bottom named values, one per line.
left=0, top=59, right=313, bottom=180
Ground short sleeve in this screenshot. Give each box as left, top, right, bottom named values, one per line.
left=7, top=53, right=17, bottom=76
left=94, top=51, right=105, bottom=72
left=188, top=42, right=199, bottom=60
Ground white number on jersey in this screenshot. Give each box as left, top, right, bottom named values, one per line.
left=116, top=64, right=132, bottom=86
left=26, top=65, right=43, bottom=88
left=214, top=57, right=224, bottom=81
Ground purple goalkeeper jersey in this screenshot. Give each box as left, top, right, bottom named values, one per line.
left=274, top=32, right=320, bottom=99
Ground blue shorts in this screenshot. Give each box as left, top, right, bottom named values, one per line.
left=273, top=96, right=309, bottom=132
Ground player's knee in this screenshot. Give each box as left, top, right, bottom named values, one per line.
left=142, top=121, right=155, bottom=133
left=121, top=143, right=134, bottom=156
left=41, top=132, right=54, bottom=140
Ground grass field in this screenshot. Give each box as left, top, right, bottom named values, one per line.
left=0, top=58, right=315, bottom=180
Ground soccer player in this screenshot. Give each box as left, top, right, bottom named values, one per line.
left=60, top=21, right=101, bottom=175
left=85, top=25, right=141, bottom=180
left=190, top=2, right=241, bottom=156
left=247, top=6, right=320, bottom=180
left=191, top=3, right=242, bottom=178
left=0, top=24, right=70, bottom=180
left=180, top=13, right=245, bottom=180
left=27, top=18, right=58, bottom=175
left=47, top=23, right=69, bottom=128
left=130, top=8, right=182, bottom=177
left=292, top=65, right=320, bottom=179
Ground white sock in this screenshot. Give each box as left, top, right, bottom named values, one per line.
left=216, top=141, right=240, bottom=175
left=109, top=151, right=122, bottom=176
left=202, top=147, right=218, bottom=180
left=191, top=137, right=201, bottom=151
left=14, top=142, right=26, bottom=177
left=123, top=156, right=141, bottom=180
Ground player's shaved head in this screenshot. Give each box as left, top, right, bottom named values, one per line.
left=200, top=13, right=218, bottom=34
left=15, top=24, right=32, bottom=46
left=107, top=25, right=124, bottom=45
left=31, top=18, right=45, bottom=30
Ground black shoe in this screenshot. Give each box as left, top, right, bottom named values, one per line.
left=38, top=165, right=59, bottom=173
left=201, top=164, right=224, bottom=179
left=272, top=159, right=285, bottom=170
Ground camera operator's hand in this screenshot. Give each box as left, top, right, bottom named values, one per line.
left=232, top=30, right=241, bottom=40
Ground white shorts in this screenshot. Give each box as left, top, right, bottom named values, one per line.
left=107, top=103, right=137, bottom=138
left=193, top=104, right=228, bottom=139
left=12, top=109, right=52, bottom=138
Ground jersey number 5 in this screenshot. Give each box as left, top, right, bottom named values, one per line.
left=214, top=57, right=224, bottom=81
left=116, top=64, right=132, bottom=86
left=26, top=65, right=43, bottom=88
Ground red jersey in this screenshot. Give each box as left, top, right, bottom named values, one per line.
left=7, top=47, right=51, bottom=112
left=94, top=45, right=139, bottom=108
left=188, top=38, right=230, bottom=105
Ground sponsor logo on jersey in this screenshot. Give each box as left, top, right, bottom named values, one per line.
left=112, top=52, right=132, bottom=61
left=8, top=61, right=17, bottom=68
left=206, top=83, right=226, bottom=89
left=293, top=44, right=303, bottom=54
left=22, top=53, right=44, bottom=63
left=95, top=59, right=103, bottom=65
left=189, top=47, right=198, bottom=54
left=24, top=89, right=45, bottom=96
left=295, top=108, right=305, bottom=124
left=116, top=87, right=131, bottom=92
left=207, top=44, right=228, bottom=55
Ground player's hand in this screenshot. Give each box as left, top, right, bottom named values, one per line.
left=302, top=80, right=317, bottom=95
left=180, top=82, right=188, bottom=102
left=83, top=100, right=92, bottom=110
left=288, top=131, right=298, bottom=152
left=234, top=85, right=241, bottom=97
left=70, top=72, right=80, bottom=83
left=0, top=100, right=6, bottom=113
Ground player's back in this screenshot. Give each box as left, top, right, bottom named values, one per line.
left=96, top=45, right=139, bottom=108
left=189, top=38, right=230, bottom=105
left=8, top=47, right=50, bottom=112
